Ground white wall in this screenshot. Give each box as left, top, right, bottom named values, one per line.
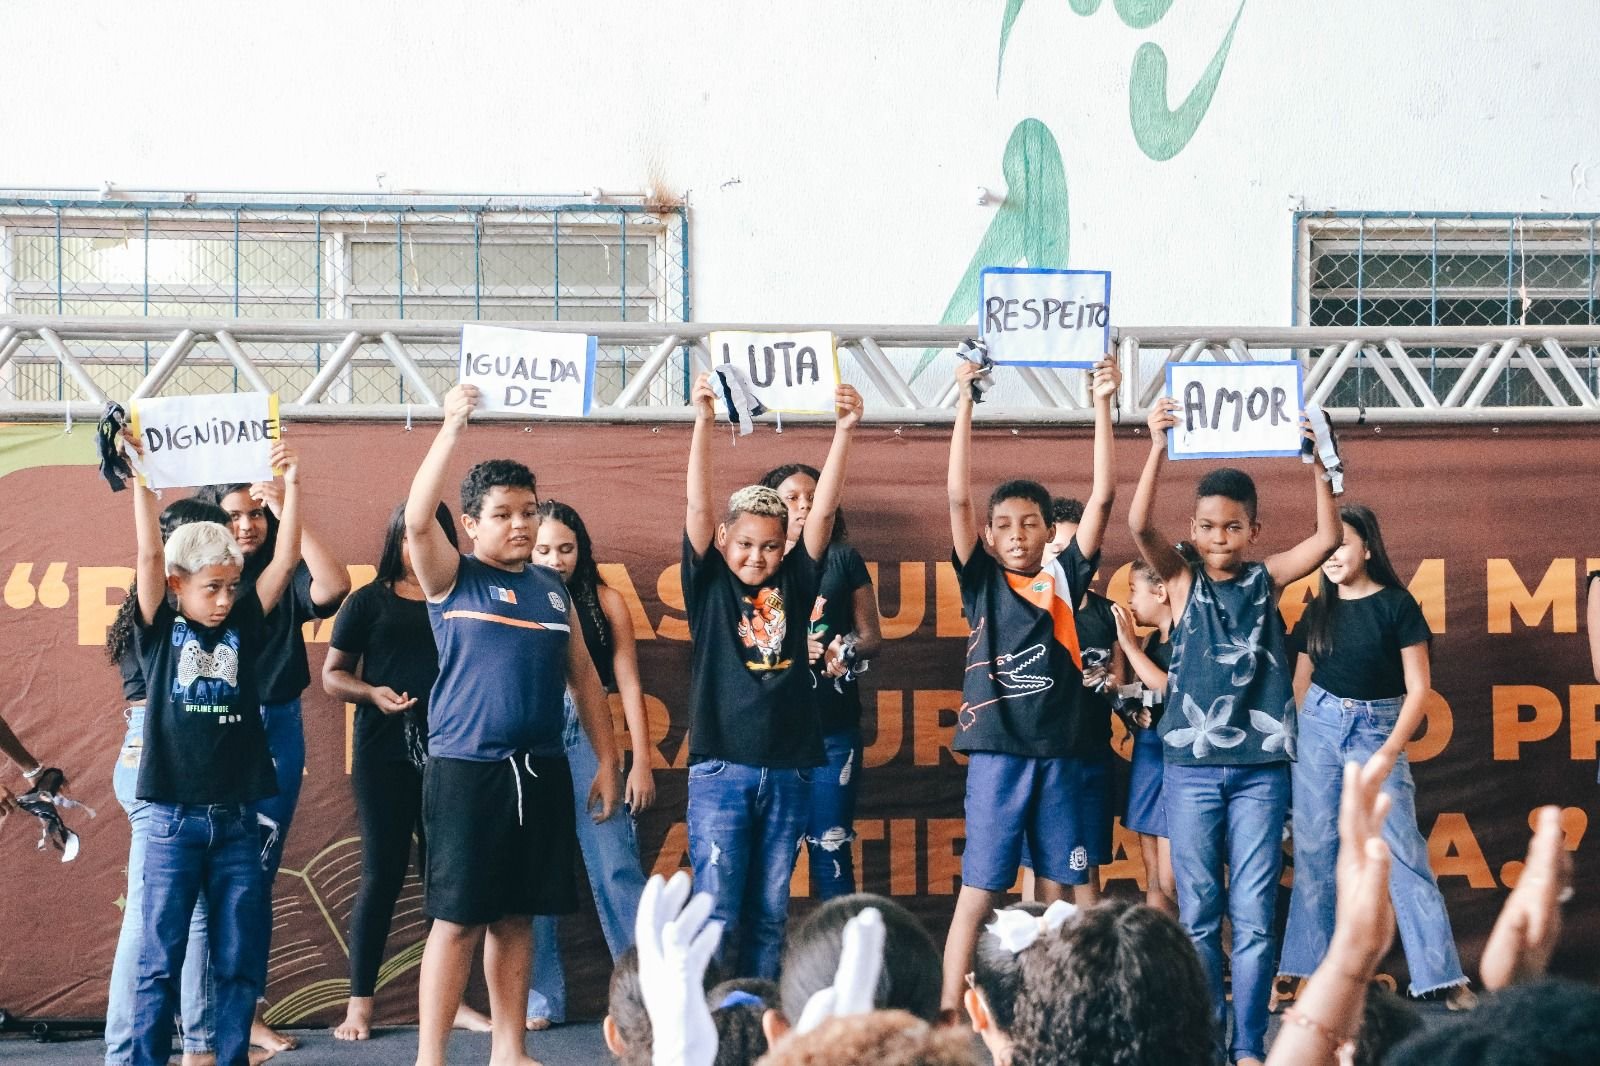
left=4, top=0, right=1598, bottom=327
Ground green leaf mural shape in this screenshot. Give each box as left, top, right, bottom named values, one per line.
left=1128, top=0, right=1245, bottom=161
left=1113, top=0, right=1174, bottom=29
left=917, top=117, right=1069, bottom=381
left=997, top=0, right=1103, bottom=90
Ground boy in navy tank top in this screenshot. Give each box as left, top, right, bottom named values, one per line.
left=1127, top=396, right=1341, bottom=1066
left=682, top=371, right=863, bottom=978
left=403, top=383, right=622, bottom=1066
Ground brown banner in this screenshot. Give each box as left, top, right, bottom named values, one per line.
left=1, top=420, right=1596, bottom=1022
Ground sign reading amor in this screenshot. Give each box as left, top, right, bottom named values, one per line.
left=1166, top=361, right=1304, bottom=460
left=459, top=324, right=597, bottom=416
left=978, top=266, right=1111, bottom=368
left=129, top=391, right=281, bottom=489
left=707, top=330, right=840, bottom=414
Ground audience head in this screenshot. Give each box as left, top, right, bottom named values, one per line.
left=757, top=1010, right=980, bottom=1066
left=1351, top=983, right=1422, bottom=1066
left=769, top=893, right=942, bottom=1045
left=1384, top=978, right=1600, bottom=1066
left=1009, top=899, right=1214, bottom=1066
left=708, top=978, right=778, bottom=1066
left=964, top=902, right=1051, bottom=1064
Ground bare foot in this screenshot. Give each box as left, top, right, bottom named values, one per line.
left=249, top=1052, right=278, bottom=1066
left=524, top=1016, right=552, bottom=1032
left=335, top=996, right=374, bottom=1041
left=251, top=1020, right=299, bottom=1052
left=1445, top=984, right=1479, bottom=1011
left=454, top=1003, right=493, bottom=1032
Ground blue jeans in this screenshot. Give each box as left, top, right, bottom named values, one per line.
left=805, top=729, right=862, bottom=902
left=527, top=698, right=647, bottom=1022
left=189, top=697, right=306, bottom=1003
left=131, top=803, right=268, bottom=1066
left=1280, top=684, right=1466, bottom=995
left=1165, top=761, right=1289, bottom=1064
left=105, top=706, right=214, bottom=1064
left=686, top=759, right=812, bottom=979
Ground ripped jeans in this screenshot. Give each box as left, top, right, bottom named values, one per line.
left=805, top=729, right=862, bottom=901
left=686, top=759, right=812, bottom=979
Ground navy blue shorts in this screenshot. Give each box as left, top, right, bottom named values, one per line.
left=1125, top=730, right=1167, bottom=837
left=963, top=751, right=1110, bottom=889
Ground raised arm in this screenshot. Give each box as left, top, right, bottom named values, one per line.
left=567, top=606, right=621, bottom=823
left=686, top=372, right=718, bottom=556
left=1127, top=398, right=1190, bottom=604
left=252, top=441, right=303, bottom=615
left=1073, top=356, right=1121, bottom=560
left=948, top=362, right=983, bottom=565
left=1265, top=431, right=1341, bottom=589
left=129, top=444, right=167, bottom=626
left=1112, top=604, right=1168, bottom=694
left=406, top=385, right=476, bottom=600
left=600, top=586, right=656, bottom=814
left=801, top=385, right=863, bottom=561
left=252, top=478, right=350, bottom=609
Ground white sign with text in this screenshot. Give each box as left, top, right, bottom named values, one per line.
left=978, top=267, right=1111, bottom=368
left=1166, top=361, right=1305, bottom=460
left=130, top=391, right=281, bottom=490
left=707, top=330, right=840, bottom=414
left=459, top=325, right=597, bottom=417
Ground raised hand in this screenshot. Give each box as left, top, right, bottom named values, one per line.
left=270, top=441, right=300, bottom=485
left=692, top=372, right=717, bottom=421
left=635, top=873, right=723, bottom=1066
left=835, top=384, right=864, bottom=430
left=954, top=359, right=985, bottom=406
left=1090, top=355, right=1122, bottom=404
left=1481, top=805, right=1573, bottom=990
left=250, top=478, right=286, bottom=516
left=1147, top=396, right=1178, bottom=439
left=1330, top=757, right=1395, bottom=974
left=795, top=906, right=886, bottom=1033
left=442, top=384, right=479, bottom=431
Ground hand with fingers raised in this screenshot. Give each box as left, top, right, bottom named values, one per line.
left=636, top=872, right=724, bottom=1066
left=794, top=906, right=887, bottom=1034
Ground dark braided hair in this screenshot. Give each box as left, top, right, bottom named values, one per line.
left=537, top=500, right=611, bottom=666
left=105, top=497, right=231, bottom=664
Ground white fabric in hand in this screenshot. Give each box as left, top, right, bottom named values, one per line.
left=795, top=906, right=887, bottom=1033
left=636, top=872, right=723, bottom=1066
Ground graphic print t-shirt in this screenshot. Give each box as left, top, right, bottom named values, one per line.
left=953, top=538, right=1096, bottom=757
left=1162, top=561, right=1295, bottom=767
left=683, top=532, right=823, bottom=768
left=808, top=543, right=874, bottom=736
left=135, top=593, right=278, bottom=804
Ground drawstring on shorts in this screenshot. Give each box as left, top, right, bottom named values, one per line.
left=508, top=753, right=539, bottom=825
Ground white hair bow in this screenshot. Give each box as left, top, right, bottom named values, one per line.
left=985, top=900, right=1077, bottom=955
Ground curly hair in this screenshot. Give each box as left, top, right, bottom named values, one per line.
left=1384, top=978, right=1600, bottom=1066
left=459, top=458, right=536, bottom=518
left=757, top=1010, right=980, bottom=1066
left=1008, top=899, right=1214, bottom=1066
left=758, top=462, right=848, bottom=542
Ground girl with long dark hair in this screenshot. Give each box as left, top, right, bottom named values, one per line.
left=322, top=502, right=491, bottom=1040
left=1278, top=504, right=1473, bottom=1009
left=525, top=499, right=656, bottom=1029
left=758, top=462, right=882, bottom=902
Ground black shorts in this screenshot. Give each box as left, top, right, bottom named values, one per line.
left=422, top=753, right=578, bottom=925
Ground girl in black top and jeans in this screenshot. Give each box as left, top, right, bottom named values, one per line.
left=322, top=502, right=493, bottom=1041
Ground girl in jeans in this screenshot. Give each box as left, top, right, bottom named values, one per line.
left=103, top=497, right=233, bottom=1066
left=1278, top=504, right=1474, bottom=1009
left=524, top=500, right=656, bottom=1029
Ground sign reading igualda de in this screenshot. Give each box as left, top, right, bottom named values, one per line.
left=978, top=266, right=1111, bottom=368
left=129, top=391, right=281, bottom=490
left=707, top=330, right=841, bottom=414
left=1166, top=361, right=1305, bottom=460
left=459, top=325, right=597, bottom=417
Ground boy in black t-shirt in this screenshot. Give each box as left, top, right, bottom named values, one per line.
left=938, top=355, right=1121, bottom=1014
left=123, top=438, right=305, bottom=1066
left=682, top=372, right=863, bottom=978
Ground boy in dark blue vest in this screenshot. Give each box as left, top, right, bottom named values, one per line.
left=1127, top=396, right=1340, bottom=1066
left=404, top=383, right=621, bottom=1066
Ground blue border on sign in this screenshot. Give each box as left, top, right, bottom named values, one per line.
left=582, top=335, right=598, bottom=416
left=1164, top=360, right=1306, bottom=461
left=978, top=266, right=1111, bottom=369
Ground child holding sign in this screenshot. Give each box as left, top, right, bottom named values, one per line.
left=938, top=355, right=1120, bottom=1015
left=1127, top=397, right=1340, bottom=1066
left=121, top=437, right=304, bottom=1066
left=682, top=372, right=863, bottom=978
left=403, top=383, right=621, bottom=1066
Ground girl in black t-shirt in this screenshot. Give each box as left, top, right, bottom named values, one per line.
left=1278, top=505, right=1473, bottom=1007
left=323, top=502, right=493, bottom=1041
left=760, top=463, right=883, bottom=901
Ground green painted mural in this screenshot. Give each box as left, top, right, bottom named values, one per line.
left=951, top=0, right=1247, bottom=371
